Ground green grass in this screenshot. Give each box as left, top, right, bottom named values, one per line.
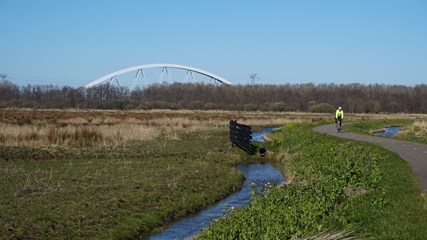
left=345, top=119, right=427, bottom=144
left=0, top=128, right=246, bottom=239
left=2, top=119, right=426, bottom=239
left=345, top=119, right=413, bottom=135
left=198, top=122, right=427, bottom=239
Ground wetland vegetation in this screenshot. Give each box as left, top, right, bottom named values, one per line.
left=1, top=109, right=426, bottom=239
left=199, top=122, right=427, bottom=239
left=0, top=109, right=313, bottom=239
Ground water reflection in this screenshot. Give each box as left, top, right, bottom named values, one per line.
left=251, top=127, right=279, bottom=142
left=149, top=164, right=284, bottom=240
left=375, top=126, right=400, bottom=137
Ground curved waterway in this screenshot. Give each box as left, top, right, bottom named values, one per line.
left=251, top=127, right=280, bottom=142
left=374, top=126, right=401, bottom=137
left=149, top=164, right=284, bottom=240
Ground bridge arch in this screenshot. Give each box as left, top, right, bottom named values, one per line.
left=84, top=63, right=232, bottom=89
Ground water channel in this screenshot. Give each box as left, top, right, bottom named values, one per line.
left=374, top=126, right=401, bottom=137
left=251, top=127, right=280, bottom=142
left=149, top=164, right=284, bottom=240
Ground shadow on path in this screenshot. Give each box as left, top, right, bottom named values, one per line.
left=314, top=124, right=427, bottom=192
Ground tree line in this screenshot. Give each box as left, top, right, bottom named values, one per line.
left=1, top=80, right=426, bottom=113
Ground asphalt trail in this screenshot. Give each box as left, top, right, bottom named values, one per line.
left=314, top=124, right=427, bottom=192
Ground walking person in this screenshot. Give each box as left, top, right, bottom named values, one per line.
left=335, top=106, right=344, bottom=132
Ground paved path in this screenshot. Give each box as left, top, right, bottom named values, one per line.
left=314, top=124, right=427, bottom=192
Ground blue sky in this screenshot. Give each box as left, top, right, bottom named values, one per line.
left=0, top=0, right=426, bottom=87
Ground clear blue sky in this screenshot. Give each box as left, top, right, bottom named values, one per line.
left=1, top=0, right=426, bottom=87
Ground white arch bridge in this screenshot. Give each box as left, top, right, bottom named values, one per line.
left=84, top=64, right=232, bottom=90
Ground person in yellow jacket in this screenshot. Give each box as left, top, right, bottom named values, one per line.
left=335, top=106, right=344, bottom=130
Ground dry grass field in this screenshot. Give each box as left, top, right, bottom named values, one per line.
left=411, top=120, right=427, bottom=138
left=0, top=109, right=311, bottom=147
left=1, top=108, right=425, bottom=148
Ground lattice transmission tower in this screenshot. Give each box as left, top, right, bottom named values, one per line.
left=249, top=73, right=259, bottom=85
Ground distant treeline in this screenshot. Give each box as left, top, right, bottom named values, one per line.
left=1, top=80, right=426, bottom=113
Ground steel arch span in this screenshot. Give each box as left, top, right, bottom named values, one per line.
left=84, top=63, right=232, bottom=89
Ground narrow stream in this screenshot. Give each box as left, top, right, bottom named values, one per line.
left=149, top=164, right=284, bottom=240
left=251, top=127, right=279, bottom=142
left=374, top=126, right=401, bottom=137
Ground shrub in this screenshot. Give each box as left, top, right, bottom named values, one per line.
left=188, top=100, right=205, bottom=110
left=243, top=104, right=258, bottom=111
left=308, top=103, right=335, bottom=113
left=270, top=102, right=287, bottom=111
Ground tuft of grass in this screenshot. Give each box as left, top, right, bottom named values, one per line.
left=47, top=126, right=103, bottom=147
left=401, top=120, right=427, bottom=144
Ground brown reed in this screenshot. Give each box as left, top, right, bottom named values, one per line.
left=1, top=109, right=426, bottom=148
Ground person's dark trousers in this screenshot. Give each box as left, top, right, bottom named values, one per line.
left=337, top=117, right=342, bottom=127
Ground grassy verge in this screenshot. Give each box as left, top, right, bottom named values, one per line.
left=2, top=110, right=426, bottom=239
left=1, top=109, right=326, bottom=239
left=345, top=119, right=427, bottom=144
left=198, top=122, right=427, bottom=239
left=0, top=128, right=246, bottom=239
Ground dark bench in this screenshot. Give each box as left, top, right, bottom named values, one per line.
left=229, top=120, right=258, bottom=155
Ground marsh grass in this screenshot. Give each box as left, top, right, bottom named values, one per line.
left=0, top=109, right=331, bottom=148
left=0, top=117, right=224, bottom=147
left=1, top=109, right=427, bottom=239
left=408, top=120, right=427, bottom=139
left=0, top=126, right=245, bottom=239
